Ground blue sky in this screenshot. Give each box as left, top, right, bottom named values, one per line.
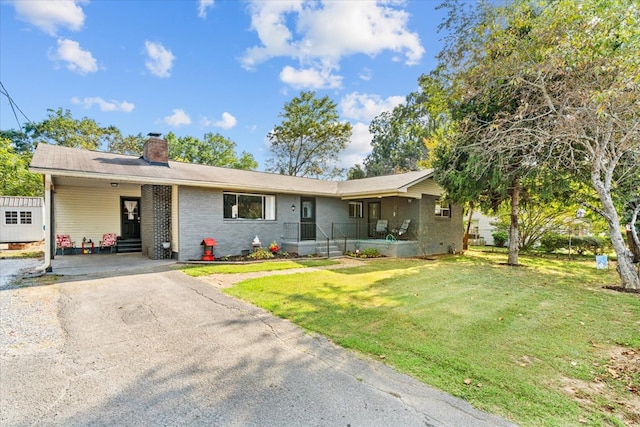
left=0, top=0, right=446, bottom=172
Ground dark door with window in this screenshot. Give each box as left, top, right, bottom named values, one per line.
left=121, top=197, right=141, bottom=239
left=300, top=197, right=316, bottom=240
left=368, top=202, right=381, bottom=237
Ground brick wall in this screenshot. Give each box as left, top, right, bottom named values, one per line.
left=418, top=195, right=464, bottom=255
left=142, top=137, right=169, bottom=165
left=141, top=185, right=172, bottom=260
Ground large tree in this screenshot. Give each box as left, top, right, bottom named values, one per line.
left=167, top=132, right=257, bottom=169
left=434, top=0, right=640, bottom=288
left=0, top=137, right=42, bottom=196
left=364, top=72, right=449, bottom=176
left=266, top=91, right=351, bottom=178
left=24, top=108, right=122, bottom=150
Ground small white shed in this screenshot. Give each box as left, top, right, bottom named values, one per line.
left=0, top=197, right=45, bottom=243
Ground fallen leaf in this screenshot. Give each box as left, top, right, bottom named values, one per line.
left=379, top=354, right=386, bottom=359
left=464, top=378, right=472, bottom=385
left=476, top=383, right=482, bottom=388
left=608, top=368, right=619, bottom=378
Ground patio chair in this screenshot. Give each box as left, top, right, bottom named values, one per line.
left=99, top=233, right=117, bottom=254
left=392, top=219, right=411, bottom=239
left=375, top=219, right=388, bottom=238
left=56, top=234, right=75, bottom=256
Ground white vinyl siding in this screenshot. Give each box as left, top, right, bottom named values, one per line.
left=406, top=180, right=443, bottom=198
left=54, top=184, right=141, bottom=244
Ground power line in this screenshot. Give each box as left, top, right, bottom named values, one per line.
left=0, top=80, right=32, bottom=131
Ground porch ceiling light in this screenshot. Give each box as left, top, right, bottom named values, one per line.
left=110, top=182, right=118, bottom=188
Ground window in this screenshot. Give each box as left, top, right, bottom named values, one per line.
left=435, top=199, right=451, bottom=218
left=348, top=201, right=363, bottom=218
left=5, top=211, right=18, bottom=225
left=20, top=211, right=32, bottom=224
left=223, top=192, right=276, bottom=220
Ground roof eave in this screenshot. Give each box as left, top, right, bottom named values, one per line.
left=29, top=167, right=338, bottom=197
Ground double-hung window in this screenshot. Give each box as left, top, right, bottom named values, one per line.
left=223, top=192, right=276, bottom=220
left=435, top=199, right=451, bottom=218
left=348, top=201, right=363, bottom=218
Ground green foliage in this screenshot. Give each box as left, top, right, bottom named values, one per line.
left=540, top=233, right=611, bottom=255
left=246, top=247, right=275, bottom=260
left=346, top=164, right=366, bottom=180
left=25, top=108, right=121, bottom=150
left=266, top=91, right=352, bottom=178
left=492, top=231, right=508, bottom=248
left=364, top=71, right=449, bottom=177
left=0, top=137, right=42, bottom=196
left=108, top=132, right=146, bottom=155
left=167, top=131, right=257, bottom=169
left=346, top=248, right=381, bottom=258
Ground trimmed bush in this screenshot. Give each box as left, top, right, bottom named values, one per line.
left=492, top=231, right=508, bottom=247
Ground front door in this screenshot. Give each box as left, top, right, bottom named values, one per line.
left=300, top=197, right=316, bottom=240
left=368, top=202, right=381, bottom=237
left=121, top=197, right=141, bottom=239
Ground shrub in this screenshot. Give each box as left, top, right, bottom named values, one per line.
left=492, top=231, right=508, bottom=247
left=540, top=233, right=566, bottom=253
left=247, top=247, right=274, bottom=260
left=362, top=248, right=380, bottom=258
left=539, top=233, right=610, bottom=255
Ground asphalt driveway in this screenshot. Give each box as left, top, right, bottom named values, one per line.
left=1, top=267, right=516, bottom=426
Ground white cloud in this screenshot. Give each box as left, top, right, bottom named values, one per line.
left=200, top=112, right=237, bottom=129
left=242, top=1, right=424, bottom=89
left=164, top=109, right=191, bottom=126
left=214, top=112, right=237, bottom=129
left=280, top=65, right=341, bottom=90
left=358, top=67, right=373, bottom=81
left=71, top=96, right=135, bottom=112
left=144, top=41, right=175, bottom=78
left=11, top=0, right=86, bottom=35
left=339, top=122, right=373, bottom=168
left=50, top=38, right=98, bottom=74
left=198, top=0, right=215, bottom=18
left=340, top=92, right=405, bottom=122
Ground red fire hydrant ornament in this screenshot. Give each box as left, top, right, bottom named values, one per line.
left=201, top=238, right=217, bottom=261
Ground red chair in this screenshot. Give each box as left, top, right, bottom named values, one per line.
left=100, top=233, right=117, bottom=253
left=56, top=234, right=75, bottom=256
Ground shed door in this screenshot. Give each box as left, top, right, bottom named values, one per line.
left=121, top=197, right=141, bottom=239
left=300, top=197, right=316, bottom=240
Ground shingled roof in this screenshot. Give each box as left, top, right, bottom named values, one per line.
left=30, top=144, right=436, bottom=199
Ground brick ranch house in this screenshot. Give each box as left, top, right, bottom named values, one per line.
left=29, top=135, right=463, bottom=270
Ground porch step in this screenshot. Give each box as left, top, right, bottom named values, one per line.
left=117, top=238, right=141, bottom=253
left=315, top=242, right=343, bottom=258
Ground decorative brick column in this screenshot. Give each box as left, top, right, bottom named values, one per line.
left=141, top=185, right=172, bottom=260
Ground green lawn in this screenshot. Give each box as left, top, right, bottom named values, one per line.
left=221, top=250, right=640, bottom=427
left=181, top=259, right=338, bottom=276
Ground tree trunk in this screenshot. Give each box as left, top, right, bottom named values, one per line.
left=507, top=179, right=520, bottom=266
left=593, top=179, right=640, bottom=289
left=463, top=202, right=474, bottom=251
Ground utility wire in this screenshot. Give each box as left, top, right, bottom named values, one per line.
left=0, top=80, right=32, bottom=131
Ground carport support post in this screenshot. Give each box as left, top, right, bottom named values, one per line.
left=43, top=174, right=52, bottom=272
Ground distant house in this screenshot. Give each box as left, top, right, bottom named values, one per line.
left=29, top=135, right=463, bottom=269
left=0, top=196, right=44, bottom=243
left=468, top=211, right=499, bottom=246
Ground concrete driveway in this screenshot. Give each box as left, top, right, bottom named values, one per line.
left=1, top=262, right=516, bottom=426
